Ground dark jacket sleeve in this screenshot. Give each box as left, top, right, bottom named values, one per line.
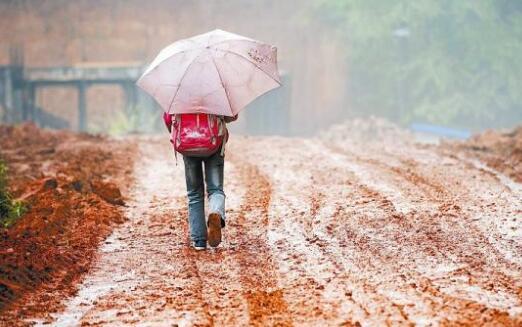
left=224, top=114, right=238, bottom=123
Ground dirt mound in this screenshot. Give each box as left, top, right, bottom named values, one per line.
left=320, top=116, right=413, bottom=145
left=454, top=126, right=522, bottom=182
left=0, top=123, right=135, bottom=324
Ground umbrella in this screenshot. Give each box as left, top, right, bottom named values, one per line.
left=136, top=29, right=281, bottom=116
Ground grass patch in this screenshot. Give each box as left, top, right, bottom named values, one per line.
left=0, top=160, right=26, bottom=228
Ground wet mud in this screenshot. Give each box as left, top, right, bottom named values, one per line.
left=448, top=126, right=522, bottom=183
left=0, top=124, right=135, bottom=325
left=0, top=129, right=520, bottom=326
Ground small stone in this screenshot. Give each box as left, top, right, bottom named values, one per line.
left=90, top=180, right=125, bottom=205
left=41, top=177, right=58, bottom=190
left=71, top=180, right=84, bottom=192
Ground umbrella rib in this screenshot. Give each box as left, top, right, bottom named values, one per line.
left=211, top=56, right=234, bottom=116
left=165, top=51, right=203, bottom=113
left=142, top=47, right=199, bottom=77
left=212, top=48, right=281, bottom=86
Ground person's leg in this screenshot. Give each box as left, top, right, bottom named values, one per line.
left=204, top=152, right=225, bottom=247
left=204, top=151, right=226, bottom=225
left=183, top=155, right=207, bottom=245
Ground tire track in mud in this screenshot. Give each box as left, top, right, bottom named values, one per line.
left=233, top=136, right=520, bottom=325
left=300, top=167, right=431, bottom=325
left=373, top=143, right=521, bottom=254
left=334, top=144, right=522, bottom=292
left=34, top=138, right=293, bottom=326
left=32, top=139, right=216, bottom=326
left=383, top=151, right=522, bottom=316
left=319, top=192, right=517, bottom=326
left=316, top=141, right=521, bottom=324
left=229, top=139, right=375, bottom=325
left=165, top=206, right=216, bottom=325
left=230, top=138, right=417, bottom=325
left=18, top=135, right=522, bottom=326
left=413, top=149, right=521, bottom=263
left=327, top=143, right=518, bottom=265
left=303, top=180, right=413, bottom=325
left=226, top=154, right=293, bottom=326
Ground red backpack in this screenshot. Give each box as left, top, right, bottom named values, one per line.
left=164, top=113, right=226, bottom=157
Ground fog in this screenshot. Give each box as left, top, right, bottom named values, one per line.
left=0, top=0, right=520, bottom=136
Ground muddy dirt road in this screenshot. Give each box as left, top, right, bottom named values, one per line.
left=22, top=135, right=522, bottom=326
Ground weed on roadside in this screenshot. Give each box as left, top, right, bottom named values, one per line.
left=0, top=160, right=26, bottom=228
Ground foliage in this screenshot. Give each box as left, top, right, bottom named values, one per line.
left=107, top=110, right=141, bottom=136
left=315, top=0, right=522, bottom=130
left=89, top=106, right=162, bottom=136
left=0, top=160, right=26, bottom=228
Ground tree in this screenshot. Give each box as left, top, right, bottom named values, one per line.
left=315, top=0, right=522, bottom=130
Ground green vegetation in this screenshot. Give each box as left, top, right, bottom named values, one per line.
left=315, top=0, right=522, bottom=130
left=89, top=106, right=161, bottom=136
left=0, top=160, right=26, bottom=228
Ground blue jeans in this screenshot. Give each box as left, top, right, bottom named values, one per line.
left=183, top=152, right=226, bottom=242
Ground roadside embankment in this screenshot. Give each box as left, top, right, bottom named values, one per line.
left=0, top=124, right=136, bottom=324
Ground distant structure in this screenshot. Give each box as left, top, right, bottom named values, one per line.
left=0, top=46, right=292, bottom=135
left=0, top=47, right=144, bottom=131
left=0, top=0, right=346, bottom=136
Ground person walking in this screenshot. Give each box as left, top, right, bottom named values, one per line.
left=163, top=113, right=237, bottom=250
left=136, top=29, right=281, bottom=250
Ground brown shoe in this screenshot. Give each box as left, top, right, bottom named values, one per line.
left=207, top=212, right=222, bottom=247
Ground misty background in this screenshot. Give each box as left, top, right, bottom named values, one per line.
left=0, top=0, right=520, bottom=136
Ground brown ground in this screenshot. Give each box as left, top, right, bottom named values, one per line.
left=0, top=126, right=521, bottom=326
left=0, top=124, right=135, bottom=324
left=449, top=127, right=522, bottom=183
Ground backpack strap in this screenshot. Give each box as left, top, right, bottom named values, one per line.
left=218, top=116, right=225, bottom=136
left=175, top=114, right=181, bottom=145
left=208, top=114, right=216, bottom=143
left=219, top=116, right=227, bottom=156
left=172, top=114, right=179, bottom=165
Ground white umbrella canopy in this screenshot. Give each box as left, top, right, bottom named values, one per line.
left=137, top=29, right=281, bottom=116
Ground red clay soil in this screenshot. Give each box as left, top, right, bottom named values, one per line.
left=451, top=126, right=522, bottom=183
left=0, top=123, right=520, bottom=326
left=24, top=135, right=518, bottom=326
left=0, top=124, right=135, bottom=325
